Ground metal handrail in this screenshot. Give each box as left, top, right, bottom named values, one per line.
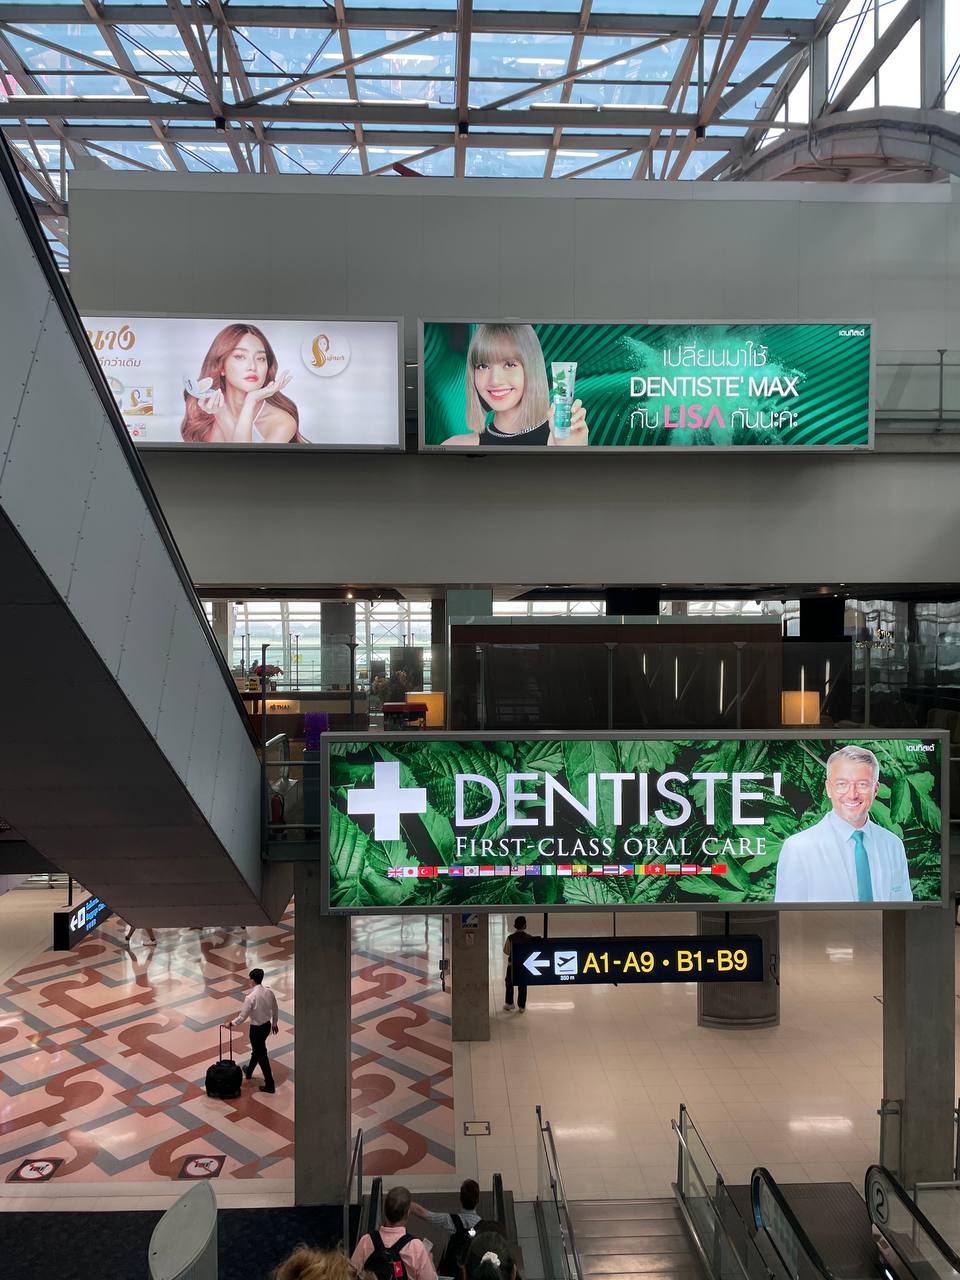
left=866, top=1164, right=960, bottom=1277
left=672, top=1115, right=754, bottom=1280
left=342, top=1128, right=363, bottom=1250
left=492, top=1172, right=507, bottom=1230
left=536, top=1104, right=584, bottom=1280
left=751, top=1166, right=834, bottom=1280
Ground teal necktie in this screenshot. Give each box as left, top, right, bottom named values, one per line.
left=852, top=829, right=873, bottom=902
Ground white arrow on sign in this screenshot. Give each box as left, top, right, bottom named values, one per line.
left=523, top=951, right=550, bottom=977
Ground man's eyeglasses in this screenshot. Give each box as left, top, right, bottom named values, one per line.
left=831, top=780, right=875, bottom=795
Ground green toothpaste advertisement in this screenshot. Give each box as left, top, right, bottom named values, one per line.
left=324, top=733, right=943, bottom=911
left=421, top=321, right=873, bottom=450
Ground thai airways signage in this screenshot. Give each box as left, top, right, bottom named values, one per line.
left=83, top=314, right=403, bottom=449
left=420, top=321, right=873, bottom=450
left=323, top=733, right=945, bottom=911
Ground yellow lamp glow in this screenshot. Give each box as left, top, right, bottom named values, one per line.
left=781, top=691, right=821, bottom=725
left=406, top=691, right=446, bottom=728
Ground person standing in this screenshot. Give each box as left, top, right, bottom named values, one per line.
left=224, top=966, right=279, bottom=1093
left=351, top=1185, right=437, bottom=1280
left=503, top=916, right=533, bottom=1012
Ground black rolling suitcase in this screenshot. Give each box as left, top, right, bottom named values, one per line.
left=205, top=1026, right=244, bottom=1100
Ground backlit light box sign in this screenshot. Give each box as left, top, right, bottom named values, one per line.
left=420, top=321, right=873, bottom=451
left=83, top=314, right=403, bottom=449
left=323, top=733, right=945, bottom=912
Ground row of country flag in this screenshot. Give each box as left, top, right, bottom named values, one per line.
left=386, top=863, right=729, bottom=879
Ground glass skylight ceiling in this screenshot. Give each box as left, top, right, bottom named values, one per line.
left=0, top=0, right=955, bottom=261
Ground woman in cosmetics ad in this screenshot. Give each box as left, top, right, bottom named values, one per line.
left=181, top=322, right=306, bottom=444
left=442, top=323, right=588, bottom=447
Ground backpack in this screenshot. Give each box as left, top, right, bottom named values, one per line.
left=439, top=1213, right=476, bottom=1277
left=365, top=1231, right=413, bottom=1280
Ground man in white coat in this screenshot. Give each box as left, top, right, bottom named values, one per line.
left=775, top=745, right=912, bottom=903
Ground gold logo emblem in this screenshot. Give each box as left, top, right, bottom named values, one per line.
left=310, top=334, right=331, bottom=368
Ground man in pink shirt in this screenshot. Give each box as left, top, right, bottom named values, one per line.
left=351, top=1185, right=437, bottom=1280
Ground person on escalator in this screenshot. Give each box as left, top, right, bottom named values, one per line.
left=411, top=1179, right=481, bottom=1277
left=463, top=1232, right=520, bottom=1280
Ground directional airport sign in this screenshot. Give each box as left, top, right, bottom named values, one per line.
left=511, top=935, right=764, bottom=986
left=52, top=895, right=112, bottom=951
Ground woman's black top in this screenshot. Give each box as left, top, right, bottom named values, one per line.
left=478, top=420, right=550, bottom=447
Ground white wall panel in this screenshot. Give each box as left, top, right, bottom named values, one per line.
left=68, top=434, right=149, bottom=673
left=155, top=603, right=206, bottom=782
left=117, top=532, right=185, bottom=733
left=0, top=313, right=106, bottom=596
left=186, top=653, right=227, bottom=818
left=0, top=198, right=49, bottom=468
left=497, top=198, right=577, bottom=319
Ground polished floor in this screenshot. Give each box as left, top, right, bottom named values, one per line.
left=0, top=893, right=452, bottom=1209
left=0, top=891, right=956, bottom=1211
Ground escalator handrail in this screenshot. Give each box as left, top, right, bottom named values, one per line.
left=366, top=1175, right=384, bottom=1237
left=751, top=1166, right=835, bottom=1280
left=865, top=1164, right=960, bottom=1275
left=0, top=131, right=260, bottom=750
left=492, top=1171, right=507, bottom=1230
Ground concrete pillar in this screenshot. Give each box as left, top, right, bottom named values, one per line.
left=452, top=914, right=490, bottom=1042
left=882, top=907, right=956, bottom=1183
left=446, top=588, right=493, bottom=621
left=294, top=863, right=352, bottom=1203
left=321, top=602, right=356, bottom=690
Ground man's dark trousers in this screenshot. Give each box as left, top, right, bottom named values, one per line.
left=246, top=1021, right=275, bottom=1088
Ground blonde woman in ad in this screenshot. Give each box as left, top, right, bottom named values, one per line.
left=181, top=323, right=305, bottom=443
left=443, top=323, right=588, bottom=447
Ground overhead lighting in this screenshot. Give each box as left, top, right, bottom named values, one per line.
left=606, top=103, right=663, bottom=110
left=531, top=102, right=598, bottom=110
left=506, top=149, right=546, bottom=156
left=291, top=95, right=357, bottom=103
left=558, top=150, right=600, bottom=157
left=515, top=57, right=566, bottom=66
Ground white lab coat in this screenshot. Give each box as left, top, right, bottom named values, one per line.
left=774, top=810, right=912, bottom=903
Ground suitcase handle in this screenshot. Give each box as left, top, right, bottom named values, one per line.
left=219, top=1023, right=234, bottom=1060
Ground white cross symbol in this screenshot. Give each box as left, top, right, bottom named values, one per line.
left=346, top=761, right=427, bottom=841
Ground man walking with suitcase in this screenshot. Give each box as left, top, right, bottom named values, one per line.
left=224, top=967, right=279, bottom=1094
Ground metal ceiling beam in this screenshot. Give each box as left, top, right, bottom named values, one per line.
left=207, top=0, right=277, bottom=173
left=0, top=5, right=817, bottom=39
left=543, top=0, right=591, bottom=180
left=164, top=0, right=250, bottom=170
left=488, top=32, right=672, bottom=112
left=633, top=0, right=717, bottom=177
left=0, top=98, right=702, bottom=128
left=666, top=0, right=770, bottom=180
left=79, top=0, right=187, bottom=171
left=827, top=0, right=924, bottom=115
left=454, top=0, right=472, bottom=177
left=240, top=28, right=440, bottom=107
left=367, top=142, right=449, bottom=176
left=0, top=19, right=204, bottom=104
left=2, top=122, right=744, bottom=152
left=714, top=37, right=803, bottom=117
left=331, top=0, right=370, bottom=174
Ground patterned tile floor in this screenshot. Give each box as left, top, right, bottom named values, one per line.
left=0, top=897, right=453, bottom=1200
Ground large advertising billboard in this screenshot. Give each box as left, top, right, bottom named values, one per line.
left=324, top=733, right=945, bottom=911
left=83, top=314, right=403, bottom=448
left=421, top=321, right=873, bottom=451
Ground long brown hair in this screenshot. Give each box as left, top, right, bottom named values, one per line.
left=181, top=322, right=302, bottom=442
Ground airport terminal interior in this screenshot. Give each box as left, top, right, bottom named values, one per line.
left=1, top=1, right=960, bottom=1277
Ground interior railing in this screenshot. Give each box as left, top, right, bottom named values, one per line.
left=343, top=1128, right=364, bottom=1252
left=750, top=1167, right=834, bottom=1280
left=867, top=1166, right=960, bottom=1280
left=535, top=1105, right=583, bottom=1280
left=673, top=1106, right=768, bottom=1280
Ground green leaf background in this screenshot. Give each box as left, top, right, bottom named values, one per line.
left=327, top=738, right=943, bottom=909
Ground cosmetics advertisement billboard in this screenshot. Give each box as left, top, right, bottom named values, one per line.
left=420, top=321, right=873, bottom=451
left=323, top=732, right=944, bottom=911
left=83, top=314, right=403, bottom=448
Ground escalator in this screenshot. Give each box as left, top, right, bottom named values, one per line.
left=675, top=1107, right=960, bottom=1280
left=752, top=1164, right=960, bottom=1280
left=0, top=131, right=284, bottom=923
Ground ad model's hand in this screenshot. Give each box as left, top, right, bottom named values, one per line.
left=250, top=370, right=292, bottom=403
left=548, top=398, right=588, bottom=446
left=196, top=388, right=225, bottom=415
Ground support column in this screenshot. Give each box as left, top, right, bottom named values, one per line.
left=452, top=914, right=490, bottom=1042
left=882, top=907, right=955, bottom=1183
left=321, top=601, right=356, bottom=690
left=294, top=862, right=351, bottom=1203
left=210, top=600, right=232, bottom=665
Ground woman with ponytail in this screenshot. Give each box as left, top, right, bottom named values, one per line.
left=181, top=323, right=305, bottom=443
left=463, top=1232, right=519, bottom=1280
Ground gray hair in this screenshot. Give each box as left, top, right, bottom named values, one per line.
left=826, top=745, right=880, bottom=782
